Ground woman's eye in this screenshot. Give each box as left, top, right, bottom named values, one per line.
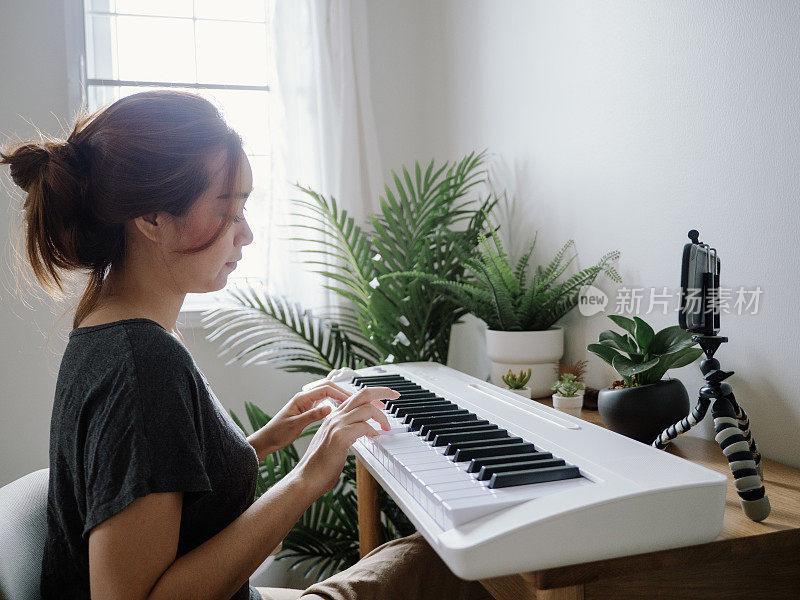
left=232, top=206, right=247, bottom=223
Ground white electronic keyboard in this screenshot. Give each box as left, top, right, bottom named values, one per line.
left=305, top=362, right=728, bottom=580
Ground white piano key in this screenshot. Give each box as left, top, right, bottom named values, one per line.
left=413, top=467, right=472, bottom=488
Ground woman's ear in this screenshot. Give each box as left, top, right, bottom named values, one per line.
left=133, top=212, right=175, bottom=244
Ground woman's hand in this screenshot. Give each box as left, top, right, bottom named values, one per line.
left=248, top=383, right=354, bottom=461
left=294, top=386, right=400, bottom=496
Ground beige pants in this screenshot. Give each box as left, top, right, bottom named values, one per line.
left=256, top=532, right=493, bottom=600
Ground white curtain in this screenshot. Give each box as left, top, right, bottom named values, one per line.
left=265, top=0, right=383, bottom=311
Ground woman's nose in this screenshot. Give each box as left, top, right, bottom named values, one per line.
left=238, top=219, right=254, bottom=247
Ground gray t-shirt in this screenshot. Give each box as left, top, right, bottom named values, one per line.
left=41, top=318, right=261, bottom=600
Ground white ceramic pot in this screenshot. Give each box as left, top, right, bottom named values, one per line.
left=486, top=327, right=564, bottom=399
left=508, top=387, right=531, bottom=399
left=552, top=393, right=583, bottom=417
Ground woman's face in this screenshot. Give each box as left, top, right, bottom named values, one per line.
left=169, top=148, right=254, bottom=293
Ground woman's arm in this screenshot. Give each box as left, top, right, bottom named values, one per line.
left=89, top=474, right=312, bottom=600
left=88, top=385, right=396, bottom=600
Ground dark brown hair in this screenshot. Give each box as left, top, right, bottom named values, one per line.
left=0, top=90, right=244, bottom=330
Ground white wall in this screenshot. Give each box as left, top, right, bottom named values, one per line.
left=427, top=0, right=800, bottom=466
left=0, top=0, right=74, bottom=486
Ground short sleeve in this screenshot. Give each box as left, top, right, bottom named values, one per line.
left=81, top=358, right=212, bottom=539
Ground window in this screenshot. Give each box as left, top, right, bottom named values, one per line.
left=81, top=0, right=275, bottom=313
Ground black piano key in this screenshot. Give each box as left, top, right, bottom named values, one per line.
left=467, top=451, right=554, bottom=473
left=357, top=378, right=418, bottom=386
left=366, top=383, right=423, bottom=392
left=352, top=376, right=408, bottom=385
left=386, top=396, right=450, bottom=408
left=390, top=399, right=452, bottom=413
left=488, top=465, right=581, bottom=489
left=419, top=419, right=489, bottom=438
left=408, top=413, right=478, bottom=431
left=395, top=402, right=456, bottom=419
left=406, top=409, right=469, bottom=426
left=444, top=436, right=521, bottom=456
left=453, top=442, right=536, bottom=462
left=432, top=428, right=509, bottom=447
left=393, top=403, right=456, bottom=418
left=396, top=392, right=438, bottom=400
left=385, top=395, right=442, bottom=410
left=399, top=407, right=462, bottom=422
left=476, top=458, right=566, bottom=481
left=422, top=421, right=496, bottom=440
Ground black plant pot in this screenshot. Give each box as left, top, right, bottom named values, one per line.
left=597, top=379, right=690, bottom=445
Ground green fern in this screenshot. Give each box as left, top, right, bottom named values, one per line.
left=381, top=227, right=622, bottom=331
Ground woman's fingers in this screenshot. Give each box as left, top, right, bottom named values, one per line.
left=300, top=403, right=333, bottom=426
left=338, top=422, right=380, bottom=446
left=302, top=384, right=349, bottom=407
left=338, top=386, right=398, bottom=413
left=338, top=403, right=390, bottom=431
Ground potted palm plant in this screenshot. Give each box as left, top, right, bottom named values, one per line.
left=587, top=315, right=704, bottom=444
left=550, top=373, right=585, bottom=417
left=501, top=368, right=532, bottom=398
left=383, top=228, right=621, bottom=397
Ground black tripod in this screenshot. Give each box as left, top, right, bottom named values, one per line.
left=652, top=335, right=771, bottom=522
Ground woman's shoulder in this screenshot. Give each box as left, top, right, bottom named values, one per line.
left=62, top=318, right=198, bottom=400
left=69, top=317, right=192, bottom=364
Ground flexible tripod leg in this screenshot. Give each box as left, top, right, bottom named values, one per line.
left=712, top=397, right=770, bottom=522
left=726, top=392, right=764, bottom=480
left=652, top=397, right=710, bottom=450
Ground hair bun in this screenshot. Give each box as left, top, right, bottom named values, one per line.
left=1, top=143, right=50, bottom=192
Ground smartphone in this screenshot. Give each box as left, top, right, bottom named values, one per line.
left=679, top=232, right=721, bottom=336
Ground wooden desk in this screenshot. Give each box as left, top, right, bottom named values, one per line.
left=355, top=401, right=800, bottom=599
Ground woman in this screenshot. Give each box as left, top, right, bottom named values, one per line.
left=0, top=90, right=491, bottom=600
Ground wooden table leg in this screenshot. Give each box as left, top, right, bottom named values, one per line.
left=356, top=457, right=381, bottom=558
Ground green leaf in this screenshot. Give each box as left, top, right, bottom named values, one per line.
left=587, top=343, right=622, bottom=367
left=633, top=317, right=655, bottom=352
left=665, top=346, right=704, bottom=370
left=612, top=354, right=660, bottom=378
left=598, top=330, right=637, bottom=355
left=649, top=325, right=696, bottom=355
left=644, top=346, right=703, bottom=384
left=607, top=314, right=636, bottom=337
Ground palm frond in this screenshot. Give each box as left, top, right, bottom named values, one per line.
left=202, top=287, right=380, bottom=375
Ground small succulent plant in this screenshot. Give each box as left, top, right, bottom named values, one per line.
left=551, top=373, right=585, bottom=397
left=502, top=368, right=532, bottom=390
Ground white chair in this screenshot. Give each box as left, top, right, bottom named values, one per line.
left=0, top=468, right=49, bottom=600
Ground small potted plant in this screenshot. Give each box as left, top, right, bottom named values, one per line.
left=587, top=315, right=703, bottom=444
left=550, top=373, right=585, bottom=416
left=502, top=368, right=532, bottom=398
left=554, top=360, right=588, bottom=397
